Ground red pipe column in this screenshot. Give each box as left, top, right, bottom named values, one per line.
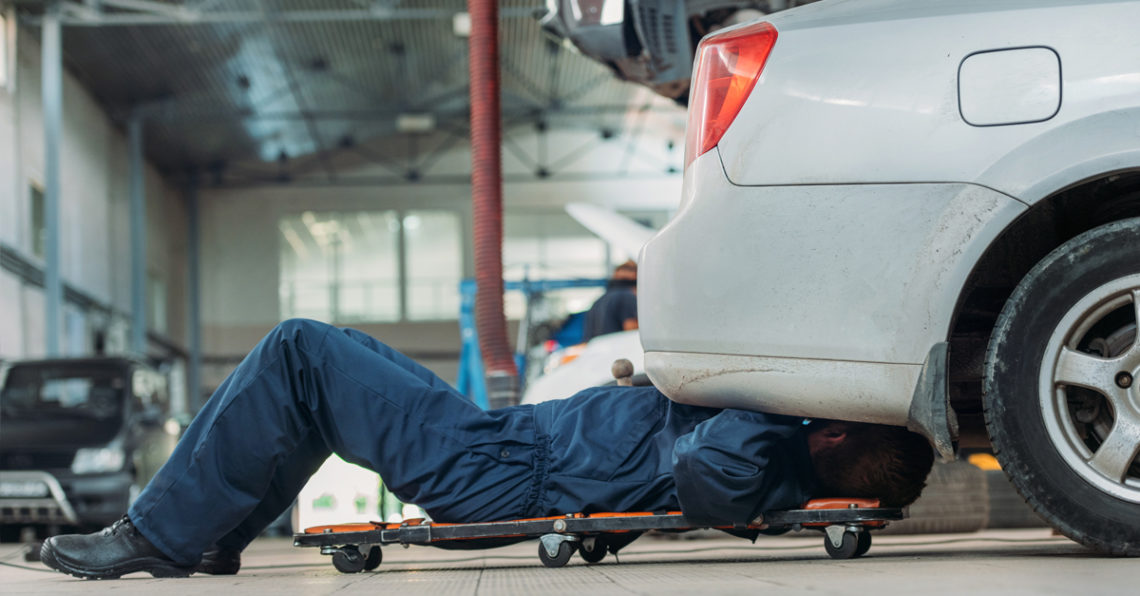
left=467, top=0, right=519, bottom=408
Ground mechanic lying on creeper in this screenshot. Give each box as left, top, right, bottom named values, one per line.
left=41, top=319, right=934, bottom=579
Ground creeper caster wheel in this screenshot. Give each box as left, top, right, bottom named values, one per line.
left=854, top=531, right=872, bottom=557
left=331, top=545, right=366, bottom=573
left=579, top=538, right=607, bottom=564
left=822, top=526, right=860, bottom=560
left=363, top=545, right=382, bottom=571
left=538, top=535, right=577, bottom=568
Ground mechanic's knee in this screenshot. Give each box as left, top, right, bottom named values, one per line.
left=271, top=318, right=334, bottom=347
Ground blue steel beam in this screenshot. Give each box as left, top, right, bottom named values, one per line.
left=186, top=176, right=202, bottom=411
left=42, top=1, right=63, bottom=356
left=128, top=115, right=147, bottom=356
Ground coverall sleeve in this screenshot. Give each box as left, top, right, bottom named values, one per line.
left=671, top=409, right=808, bottom=525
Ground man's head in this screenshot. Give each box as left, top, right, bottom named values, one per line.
left=805, top=420, right=934, bottom=508
left=612, top=260, right=637, bottom=282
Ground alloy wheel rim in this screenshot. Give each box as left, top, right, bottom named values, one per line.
left=1038, top=274, right=1140, bottom=503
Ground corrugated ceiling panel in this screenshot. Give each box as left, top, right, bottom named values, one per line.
left=50, top=0, right=655, bottom=175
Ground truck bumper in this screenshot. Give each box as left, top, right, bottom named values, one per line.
left=0, top=470, right=130, bottom=527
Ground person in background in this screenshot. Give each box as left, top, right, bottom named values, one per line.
left=582, top=260, right=639, bottom=342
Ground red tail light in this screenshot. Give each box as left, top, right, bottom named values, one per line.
left=684, top=21, right=778, bottom=167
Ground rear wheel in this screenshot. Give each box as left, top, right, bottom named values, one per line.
left=985, top=218, right=1140, bottom=556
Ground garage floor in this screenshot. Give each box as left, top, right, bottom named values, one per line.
left=3, top=529, right=1136, bottom=595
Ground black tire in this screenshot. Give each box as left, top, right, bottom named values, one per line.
left=823, top=531, right=859, bottom=559
left=854, top=531, right=872, bottom=557
left=332, top=546, right=366, bottom=573
left=878, top=461, right=988, bottom=535
left=579, top=539, right=607, bottom=564
left=363, top=545, right=382, bottom=571
left=985, top=218, right=1140, bottom=556
left=538, top=540, right=576, bottom=568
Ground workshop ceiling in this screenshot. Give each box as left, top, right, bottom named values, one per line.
left=28, top=0, right=667, bottom=184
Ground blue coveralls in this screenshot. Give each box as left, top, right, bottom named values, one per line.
left=128, top=319, right=816, bottom=565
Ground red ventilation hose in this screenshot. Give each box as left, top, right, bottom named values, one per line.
left=467, top=0, right=518, bottom=407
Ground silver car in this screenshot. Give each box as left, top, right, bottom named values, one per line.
left=640, top=0, right=1140, bottom=555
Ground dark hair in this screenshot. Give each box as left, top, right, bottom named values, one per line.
left=613, top=260, right=637, bottom=277
left=808, top=421, right=934, bottom=508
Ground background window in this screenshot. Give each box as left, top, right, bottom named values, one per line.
left=279, top=211, right=401, bottom=323
left=147, top=272, right=167, bottom=334
left=503, top=212, right=609, bottom=320
left=405, top=211, right=463, bottom=321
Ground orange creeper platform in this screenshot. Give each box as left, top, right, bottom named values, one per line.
left=293, top=498, right=902, bottom=572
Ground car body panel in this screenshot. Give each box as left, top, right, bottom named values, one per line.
left=640, top=0, right=1140, bottom=424
left=977, top=108, right=1140, bottom=204
left=646, top=350, right=921, bottom=424
left=715, top=0, right=1140, bottom=204
left=641, top=151, right=1025, bottom=364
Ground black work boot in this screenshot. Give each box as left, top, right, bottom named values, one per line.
left=40, top=516, right=194, bottom=579
left=195, top=545, right=242, bottom=575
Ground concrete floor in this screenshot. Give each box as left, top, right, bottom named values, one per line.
left=3, top=529, right=1136, bottom=595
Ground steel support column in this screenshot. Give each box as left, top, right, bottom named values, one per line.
left=186, top=176, right=202, bottom=411
left=128, top=115, right=147, bottom=356
left=396, top=210, right=408, bottom=321
left=42, top=1, right=63, bottom=356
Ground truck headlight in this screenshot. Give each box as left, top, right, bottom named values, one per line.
left=71, top=446, right=126, bottom=474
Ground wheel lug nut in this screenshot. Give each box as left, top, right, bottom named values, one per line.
left=1116, top=372, right=1133, bottom=389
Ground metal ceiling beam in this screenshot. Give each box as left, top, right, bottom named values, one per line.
left=176, top=170, right=681, bottom=189
left=164, top=111, right=684, bottom=184
left=128, top=114, right=148, bottom=356
left=102, top=0, right=194, bottom=19
left=136, top=105, right=678, bottom=123
left=185, top=175, right=203, bottom=411
left=30, top=2, right=541, bottom=26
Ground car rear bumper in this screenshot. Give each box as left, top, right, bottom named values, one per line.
left=645, top=350, right=924, bottom=425
left=638, top=150, right=1026, bottom=422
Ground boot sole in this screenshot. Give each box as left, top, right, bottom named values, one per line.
left=194, top=561, right=241, bottom=575
left=41, top=540, right=193, bottom=580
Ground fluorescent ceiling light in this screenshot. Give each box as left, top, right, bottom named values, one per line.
left=397, top=113, right=435, bottom=134
left=453, top=12, right=470, bottom=37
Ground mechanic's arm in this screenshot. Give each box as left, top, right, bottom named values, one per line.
left=672, top=409, right=807, bottom=525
